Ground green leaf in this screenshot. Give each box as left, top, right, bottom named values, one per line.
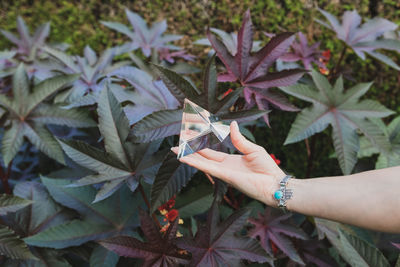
left=101, top=21, right=135, bottom=39
left=13, top=181, right=73, bottom=236
left=97, top=87, right=130, bottom=168
left=58, top=139, right=130, bottom=175
left=175, top=185, right=213, bottom=218
left=130, top=109, right=182, bottom=142
left=30, top=104, right=96, bottom=128
left=1, top=121, right=24, bottom=165
left=331, top=117, right=359, bottom=175
left=150, top=152, right=197, bottom=213
left=26, top=74, right=79, bottom=114
left=0, top=194, right=32, bottom=215
left=12, top=64, right=29, bottom=114
left=24, top=123, right=65, bottom=164
left=92, top=178, right=126, bottom=203
left=203, top=54, right=217, bottom=111
left=218, top=109, right=269, bottom=123
left=282, top=71, right=392, bottom=174
left=338, top=229, right=390, bottom=267
left=0, top=225, right=38, bottom=260
left=44, top=47, right=79, bottom=72
left=24, top=220, right=114, bottom=249
left=284, top=106, right=331, bottom=144
left=0, top=94, right=15, bottom=113
left=366, top=51, right=400, bottom=71
left=41, top=177, right=141, bottom=227
left=89, top=245, right=119, bottom=267
left=151, top=64, right=200, bottom=102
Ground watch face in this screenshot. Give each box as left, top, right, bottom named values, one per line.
left=177, top=98, right=230, bottom=159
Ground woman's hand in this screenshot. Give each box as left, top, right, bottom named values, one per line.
left=171, top=121, right=286, bottom=206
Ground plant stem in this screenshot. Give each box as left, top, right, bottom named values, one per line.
left=331, top=46, right=347, bottom=79
left=0, top=161, right=12, bottom=194
left=138, top=183, right=162, bottom=229
left=204, top=173, right=236, bottom=209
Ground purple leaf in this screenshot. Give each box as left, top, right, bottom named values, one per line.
left=177, top=201, right=271, bottom=266
left=217, top=72, right=237, bottom=82
left=103, top=9, right=183, bottom=57
left=236, top=9, right=253, bottom=80
left=207, top=11, right=305, bottom=124
left=207, top=29, right=239, bottom=78
left=246, top=69, right=306, bottom=88
left=248, top=207, right=307, bottom=264
left=392, top=242, right=400, bottom=250
left=99, top=210, right=190, bottom=267
left=318, top=9, right=400, bottom=69
left=281, top=32, right=325, bottom=70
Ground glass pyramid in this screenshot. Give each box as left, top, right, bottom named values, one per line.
left=177, top=98, right=230, bottom=159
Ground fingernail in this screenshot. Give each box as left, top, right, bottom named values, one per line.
left=232, top=121, right=238, bottom=129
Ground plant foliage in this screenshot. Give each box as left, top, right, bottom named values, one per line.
left=0, top=5, right=398, bottom=267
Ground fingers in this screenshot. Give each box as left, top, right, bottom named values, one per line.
left=171, top=147, right=179, bottom=154
left=171, top=146, right=226, bottom=162
left=178, top=153, right=225, bottom=179
left=197, top=148, right=226, bottom=162
left=230, top=121, right=265, bottom=154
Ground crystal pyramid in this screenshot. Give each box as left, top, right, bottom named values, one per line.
left=177, top=98, right=230, bottom=159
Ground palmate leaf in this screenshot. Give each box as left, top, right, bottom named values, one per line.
left=97, top=86, right=131, bottom=168
left=44, top=46, right=128, bottom=105
left=177, top=200, right=271, bottom=266
left=280, top=32, right=325, bottom=70
left=150, top=152, right=197, bottom=213
left=102, top=9, right=182, bottom=57
left=100, top=209, right=190, bottom=267
left=5, top=249, right=73, bottom=267
left=174, top=185, right=213, bottom=218
left=130, top=57, right=267, bottom=143
left=130, top=109, right=182, bottom=142
left=194, top=27, right=263, bottom=56
left=248, top=207, right=308, bottom=265
left=10, top=182, right=74, bottom=237
left=24, top=177, right=143, bottom=249
left=0, top=194, right=32, bottom=215
left=111, top=66, right=180, bottom=124
left=207, top=9, right=305, bottom=125
left=0, top=16, right=50, bottom=60
left=315, top=218, right=390, bottom=267
left=0, top=64, right=93, bottom=165
left=58, top=87, right=164, bottom=201
left=358, top=116, right=400, bottom=169
left=89, top=245, right=119, bottom=267
left=317, top=9, right=400, bottom=70
left=3, top=182, right=74, bottom=264
left=280, top=70, right=393, bottom=174
left=0, top=225, right=38, bottom=260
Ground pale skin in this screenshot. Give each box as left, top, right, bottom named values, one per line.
left=171, top=121, right=400, bottom=233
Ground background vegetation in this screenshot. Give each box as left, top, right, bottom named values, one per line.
left=0, top=0, right=399, bottom=266
left=2, top=0, right=399, bottom=178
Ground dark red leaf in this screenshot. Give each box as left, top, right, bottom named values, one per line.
left=177, top=201, right=271, bottom=266
left=99, top=210, right=190, bottom=267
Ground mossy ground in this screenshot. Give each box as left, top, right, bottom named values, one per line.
left=1, top=0, right=399, bottom=178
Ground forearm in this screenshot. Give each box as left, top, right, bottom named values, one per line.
left=283, top=167, right=400, bottom=233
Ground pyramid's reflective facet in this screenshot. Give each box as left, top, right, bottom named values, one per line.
left=177, top=98, right=230, bottom=159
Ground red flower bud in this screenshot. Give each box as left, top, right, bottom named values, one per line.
left=165, top=209, right=179, bottom=222
left=270, top=154, right=281, bottom=165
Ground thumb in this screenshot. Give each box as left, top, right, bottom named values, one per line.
left=230, top=121, right=264, bottom=154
